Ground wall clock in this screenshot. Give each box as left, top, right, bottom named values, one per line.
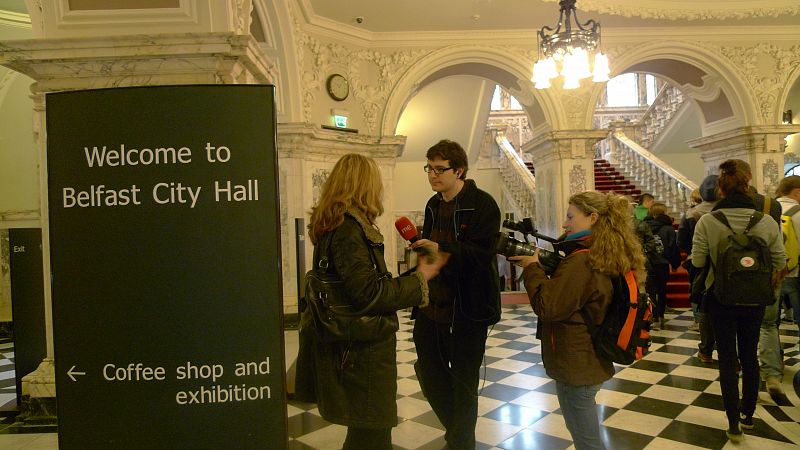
left=326, top=73, right=349, bottom=101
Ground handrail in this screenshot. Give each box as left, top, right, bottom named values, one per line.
left=638, top=84, right=670, bottom=125
left=496, top=132, right=536, bottom=192
left=494, top=131, right=536, bottom=220
left=613, top=130, right=696, bottom=190
left=607, top=129, right=698, bottom=216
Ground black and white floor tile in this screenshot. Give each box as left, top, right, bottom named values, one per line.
left=0, top=338, right=16, bottom=411
left=286, top=306, right=800, bottom=450
left=0, top=307, right=799, bottom=449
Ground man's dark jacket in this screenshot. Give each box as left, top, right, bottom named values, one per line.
left=420, top=179, right=502, bottom=327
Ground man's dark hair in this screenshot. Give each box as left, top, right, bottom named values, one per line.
left=426, top=139, right=468, bottom=180
left=639, top=193, right=654, bottom=203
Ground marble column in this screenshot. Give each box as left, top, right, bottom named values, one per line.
left=522, top=130, right=609, bottom=238
left=688, top=125, right=800, bottom=196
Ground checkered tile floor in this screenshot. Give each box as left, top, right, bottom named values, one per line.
left=0, top=310, right=798, bottom=449
left=287, top=306, right=800, bottom=450
left=0, top=339, right=16, bottom=411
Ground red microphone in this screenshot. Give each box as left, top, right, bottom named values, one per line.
left=394, top=216, right=420, bottom=243
left=395, top=216, right=431, bottom=257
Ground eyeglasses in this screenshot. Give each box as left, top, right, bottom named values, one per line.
left=423, top=164, right=454, bottom=175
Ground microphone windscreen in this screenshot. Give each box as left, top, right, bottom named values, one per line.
left=394, top=216, right=419, bottom=242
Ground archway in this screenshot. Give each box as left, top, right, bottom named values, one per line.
left=381, top=45, right=563, bottom=137
left=585, top=41, right=758, bottom=134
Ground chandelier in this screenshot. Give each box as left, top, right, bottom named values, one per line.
left=532, top=0, right=610, bottom=89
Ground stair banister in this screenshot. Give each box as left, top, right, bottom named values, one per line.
left=608, top=129, right=698, bottom=216
left=495, top=131, right=536, bottom=220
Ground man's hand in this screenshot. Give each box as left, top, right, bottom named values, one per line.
left=411, top=238, right=439, bottom=255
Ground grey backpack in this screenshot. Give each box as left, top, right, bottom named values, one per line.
left=710, top=211, right=773, bottom=306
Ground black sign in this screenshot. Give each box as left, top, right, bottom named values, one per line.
left=9, top=228, right=46, bottom=407
left=46, top=86, right=285, bottom=449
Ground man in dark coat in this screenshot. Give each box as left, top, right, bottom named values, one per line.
left=411, top=139, right=501, bottom=450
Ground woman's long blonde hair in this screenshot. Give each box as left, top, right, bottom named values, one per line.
left=308, top=153, right=384, bottom=244
left=569, top=191, right=647, bottom=281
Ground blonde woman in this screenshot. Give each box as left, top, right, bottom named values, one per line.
left=510, top=191, right=646, bottom=450
left=295, top=153, right=442, bottom=450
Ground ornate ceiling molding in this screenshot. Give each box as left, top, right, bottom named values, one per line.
left=546, top=0, right=800, bottom=21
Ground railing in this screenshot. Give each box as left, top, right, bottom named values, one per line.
left=604, top=130, right=698, bottom=216
left=495, top=131, right=536, bottom=220
left=638, top=85, right=686, bottom=149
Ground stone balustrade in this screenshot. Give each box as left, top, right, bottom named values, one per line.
left=495, top=131, right=536, bottom=220
left=604, top=130, right=698, bottom=216
left=638, top=85, right=686, bottom=149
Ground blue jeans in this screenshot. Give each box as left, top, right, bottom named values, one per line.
left=759, top=288, right=782, bottom=380
left=781, top=277, right=800, bottom=323
left=555, top=382, right=605, bottom=450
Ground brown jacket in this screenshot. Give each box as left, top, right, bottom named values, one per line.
left=522, top=250, right=615, bottom=385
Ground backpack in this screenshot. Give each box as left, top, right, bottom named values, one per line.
left=781, top=205, right=800, bottom=271
left=580, top=266, right=653, bottom=365
left=635, top=219, right=664, bottom=266
left=710, top=211, right=774, bottom=306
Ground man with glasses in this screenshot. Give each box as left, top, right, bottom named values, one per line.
left=411, top=139, right=501, bottom=450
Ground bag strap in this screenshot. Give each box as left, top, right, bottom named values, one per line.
left=710, top=210, right=763, bottom=235
left=315, top=224, right=382, bottom=276
left=743, top=211, right=764, bottom=234
left=786, top=205, right=800, bottom=217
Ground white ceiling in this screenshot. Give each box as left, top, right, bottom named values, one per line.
left=306, top=0, right=800, bottom=32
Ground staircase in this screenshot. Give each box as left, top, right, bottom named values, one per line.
left=593, top=159, right=690, bottom=308
left=594, top=159, right=641, bottom=197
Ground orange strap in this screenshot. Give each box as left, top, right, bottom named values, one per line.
left=616, top=271, right=639, bottom=349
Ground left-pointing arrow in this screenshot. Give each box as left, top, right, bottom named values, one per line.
left=67, top=365, right=86, bottom=382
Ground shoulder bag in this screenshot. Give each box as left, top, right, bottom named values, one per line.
left=303, top=228, right=398, bottom=343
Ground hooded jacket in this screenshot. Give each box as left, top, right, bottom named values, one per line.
left=644, top=214, right=681, bottom=269
left=691, top=193, right=786, bottom=291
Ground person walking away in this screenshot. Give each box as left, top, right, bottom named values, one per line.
left=730, top=159, right=786, bottom=398
left=691, top=160, right=786, bottom=442
left=679, top=175, right=719, bottom=363
left=644, top=202, right=681, bottom=329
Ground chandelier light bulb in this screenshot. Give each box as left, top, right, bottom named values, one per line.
left=562, top=76, right=580, bottom=90
left=543, top=58, right=558, bottom=79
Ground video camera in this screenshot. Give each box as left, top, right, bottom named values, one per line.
left=496, top=218, right=562, bottom=275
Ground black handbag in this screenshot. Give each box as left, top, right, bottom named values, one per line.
left=303, top=229, right=398, bottom=343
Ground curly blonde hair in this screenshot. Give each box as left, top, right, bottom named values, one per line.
left=568, top=191, right=647, bottom=283
left=308, top=153, right=384, bottom=244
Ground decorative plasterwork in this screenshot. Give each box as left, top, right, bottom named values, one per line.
left=290, top=3, right=427, bottom=134
left=548, top=0, right=800, bottom=21
left=0, top=33, right=277, bottom=92
left=569, top=165, right=587, bottom=195
left=715, top=43, right=800, bottom=123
